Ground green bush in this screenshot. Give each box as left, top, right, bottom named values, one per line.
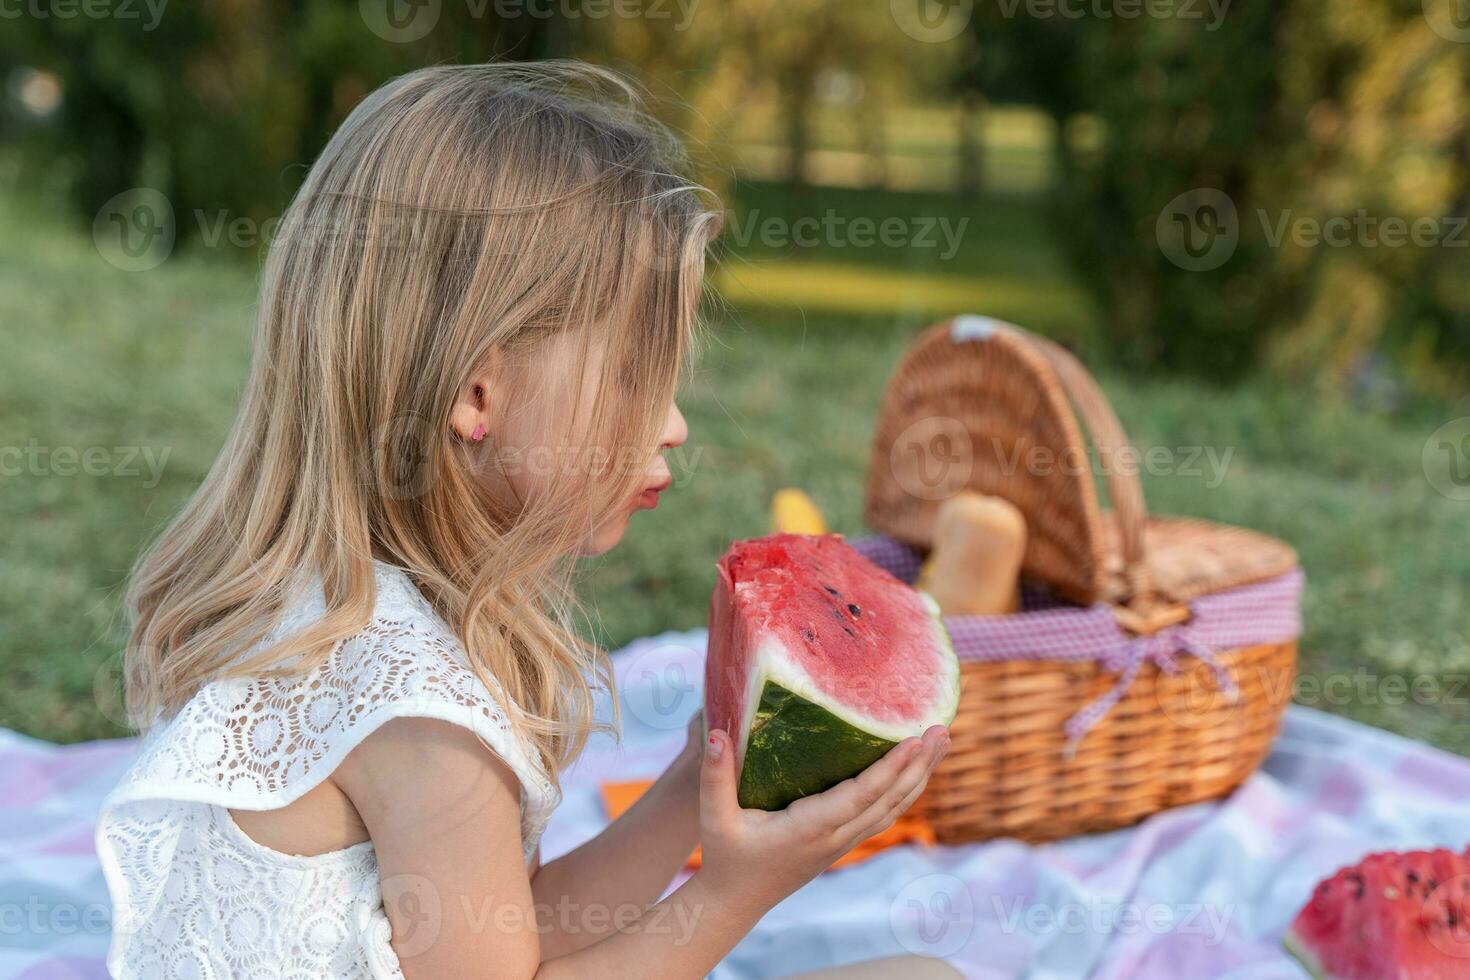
left=968, top=0, right=1470, bottom=390
left=1, top=2, right=565, bottom=241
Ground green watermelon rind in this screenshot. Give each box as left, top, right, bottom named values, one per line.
left=1282, top=931, right=1327, bottom=980
left=735, top=596, right=960, bottom=811
left=737, top=680, right=898, bottom=811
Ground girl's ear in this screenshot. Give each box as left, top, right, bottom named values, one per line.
left=449, top=364, right=498, bottom=444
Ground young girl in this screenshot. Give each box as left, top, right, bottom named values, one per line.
left=97, top=62, right=949, bottom=978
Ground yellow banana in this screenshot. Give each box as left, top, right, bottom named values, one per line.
left=770, top=488, right=828, bottom=535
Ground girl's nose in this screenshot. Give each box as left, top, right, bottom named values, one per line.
left=660, top=403, right=688, bottom=451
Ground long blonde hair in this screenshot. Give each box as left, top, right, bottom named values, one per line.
left=124, top=62, right=720, bottom=776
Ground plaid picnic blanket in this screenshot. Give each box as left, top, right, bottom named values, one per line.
left=4, top=629, right=1469, bottom=979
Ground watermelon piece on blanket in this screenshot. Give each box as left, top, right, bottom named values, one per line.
left=705, top=533, right=960, bottom=811
left=1284, top=847, right=1470, bottom=979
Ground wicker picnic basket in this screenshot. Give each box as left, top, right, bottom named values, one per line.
left=863, top=316, right=1302, bottom=844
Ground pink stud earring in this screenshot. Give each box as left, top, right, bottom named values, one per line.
left=470, top=424, right=486, bottom=442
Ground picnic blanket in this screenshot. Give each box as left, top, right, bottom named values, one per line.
left=4, top=629, right=1470, bottom=979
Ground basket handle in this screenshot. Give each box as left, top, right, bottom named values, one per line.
left=1022, top=331, right=1156, bottom=611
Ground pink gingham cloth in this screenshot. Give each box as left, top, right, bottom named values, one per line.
left=8, top=632, right=1470, bottom=980
left=850, top=535, right=1305, bottom=747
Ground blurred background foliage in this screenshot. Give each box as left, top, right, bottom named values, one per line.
left=1, top=1, right=1468, bottom=749
left=992, top=0, right=1470, bottom=389
left=4, top=0, right=1467, bottom=390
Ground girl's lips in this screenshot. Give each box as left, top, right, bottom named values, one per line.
left=636, top=478, right=672, bottom=510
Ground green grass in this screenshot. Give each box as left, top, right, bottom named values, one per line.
left=730, top=102, right=1061, bottom=193
left=2, top=173, right=1467, bottom=756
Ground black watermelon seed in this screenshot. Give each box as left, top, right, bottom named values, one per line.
left=847, top=603, right=861, bottom=617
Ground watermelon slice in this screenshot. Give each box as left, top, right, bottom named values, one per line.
left=1285, top=847, right=1470, bottom=979
left=704, top=533, right=960, bottom=811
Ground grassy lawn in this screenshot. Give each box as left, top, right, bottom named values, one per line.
left=2, top=172, right=1467, bottom=755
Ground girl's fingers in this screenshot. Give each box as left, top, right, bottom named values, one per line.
left=836, top=728, right=947, bottom=840
left=785, top=735, right=923, bottom=828
left=839, top=773, right=934, bottom=853
left=889, top=767, right=933, bottom=822
left=836, top=753, right=928, bottom=841
left=848, top=764, right=933, bottom=845
left=885, top=757, right=934, bottom=825
left=699, top=729, right=741, bottom=829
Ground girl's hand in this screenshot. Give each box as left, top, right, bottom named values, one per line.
left=677, top=708, right=705, bottom=765
left=657, top=709, right=704, bottom=798
left=695, top=724, right=950, bottom=914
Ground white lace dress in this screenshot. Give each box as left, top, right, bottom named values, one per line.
left=96, top=561, right=561, bottom=979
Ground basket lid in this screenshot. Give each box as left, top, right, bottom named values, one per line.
left=1129, top=517, right=1298, bottom=603
left=864, top=316, right=1297, bottom=616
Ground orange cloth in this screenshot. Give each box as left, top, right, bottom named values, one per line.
left=599, top=779, right=936, bottom=870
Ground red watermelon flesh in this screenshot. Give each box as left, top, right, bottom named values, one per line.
left=1285, top=847, right=1470, bottom=979
left=705, top=534, right=959, bottom=811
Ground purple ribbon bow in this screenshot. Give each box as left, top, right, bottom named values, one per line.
left=1062, top=625, right=1241, bottom=755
